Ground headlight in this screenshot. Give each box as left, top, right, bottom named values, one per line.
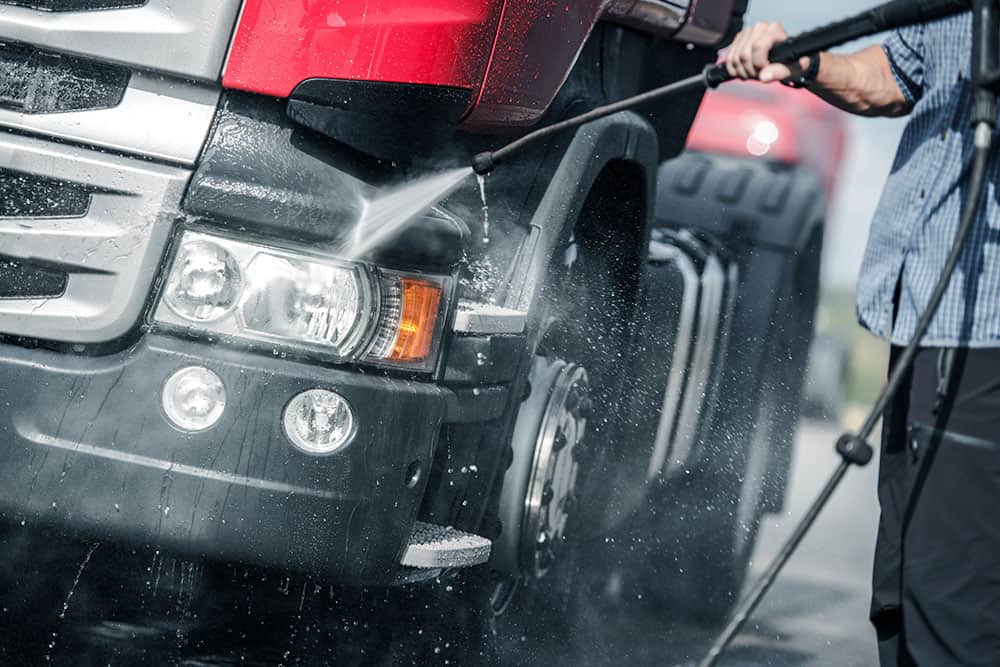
left=163, top=240, right=243, bottom=322
left=154, top=230, right=447, bottom=369
left=239, top=253, right=368, bottom=355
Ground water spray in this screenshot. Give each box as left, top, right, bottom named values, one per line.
left=466, top=1, right=993, bottom=665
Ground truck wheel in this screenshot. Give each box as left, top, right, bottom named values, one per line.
left=490, top=163, right=648, bottom=638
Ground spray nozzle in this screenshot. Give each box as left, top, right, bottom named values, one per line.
left=472, top=152, right=496, bottom=175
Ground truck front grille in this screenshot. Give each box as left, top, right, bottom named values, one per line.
left=0, top=132, right=189, bottom=344
left=0, top=256, right=67, bottom=300
left=0, top=168, right=93, bottom=218
left=0, top=0, right=144, bottom=11
left=0, top=41, right=129, bottom=114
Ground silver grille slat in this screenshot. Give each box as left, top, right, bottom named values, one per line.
left=0, top=131, right=188, bottom=343
left=0, top=71, right=219, bottom=165
left=0, top=0, right=243, bottom=82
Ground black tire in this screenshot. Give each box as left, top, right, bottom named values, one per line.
left=617, top=154, right=825, bottom=624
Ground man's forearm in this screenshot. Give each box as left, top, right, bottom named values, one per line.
left=726, top=22, right=912, bottom=119
left=806, top=46, right=912, bottom=118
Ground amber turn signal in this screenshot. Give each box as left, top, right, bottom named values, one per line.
left=389, top=278, right=442, bottom=362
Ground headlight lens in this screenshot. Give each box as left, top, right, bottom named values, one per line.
left=240, top=253, right=367, bottom=354
left=154, top=231, right=447, bottom=368
left=163, top=240, right=243, bottom=322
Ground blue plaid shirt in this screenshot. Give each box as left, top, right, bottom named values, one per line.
left=858, top=13, right=1000, bottom=347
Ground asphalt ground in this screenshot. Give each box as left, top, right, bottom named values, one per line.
left=732, top=418, right=879, bottom=667
left=501, top=418, right=881, bottom=667
left=0, top=419, right=880, bottom=666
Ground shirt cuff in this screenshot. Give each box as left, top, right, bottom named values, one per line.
left=882, top=44, right=919, bottom=108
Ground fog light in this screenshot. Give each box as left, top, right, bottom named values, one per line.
left=162, top=366, right=227, bottom=432
left=283, top=389, right=355, bottom=455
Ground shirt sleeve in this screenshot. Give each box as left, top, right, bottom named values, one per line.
left=882, top=26, right=925, bottom=106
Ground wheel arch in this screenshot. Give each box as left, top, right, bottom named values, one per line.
left=503, top=110, right=659, bottom=320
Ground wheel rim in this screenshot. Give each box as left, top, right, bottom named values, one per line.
left=496, top=357, right=591, bottom=580
left=521, top=362, right=590, bottom=578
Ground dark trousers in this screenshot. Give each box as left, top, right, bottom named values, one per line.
left=872, top=346, right=1000, bottom=666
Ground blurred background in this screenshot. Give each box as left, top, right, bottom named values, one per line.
left=746, top=0, right=904, bottom=415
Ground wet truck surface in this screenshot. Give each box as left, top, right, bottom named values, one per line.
left=0, top=0, right=830, bottom=660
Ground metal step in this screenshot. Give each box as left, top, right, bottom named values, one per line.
left=452, top=301, right=526, bottom=335
left=401, top=522, right=492, bottom=569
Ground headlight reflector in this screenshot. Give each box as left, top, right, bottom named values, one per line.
left=163, top=240, right=242, bottom=322
left=239, top=253, right=367, bottom=354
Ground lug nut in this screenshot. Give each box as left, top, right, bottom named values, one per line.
left=553, top=431, right=568, bottom=452
left=542, top=482, right=555, bottom=505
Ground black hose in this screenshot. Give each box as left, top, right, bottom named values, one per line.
left=696, top=125, right=994, bottom=667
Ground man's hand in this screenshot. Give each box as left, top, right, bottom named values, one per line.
left=725, top=21, right=812, bottom=83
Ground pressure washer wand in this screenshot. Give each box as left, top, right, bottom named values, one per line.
left=471, top=0, right=970, bottom=175
left=471, top=71, right=719, bottom=175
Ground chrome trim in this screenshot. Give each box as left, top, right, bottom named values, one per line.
left=0, top=72, right=219, bottom=165
left=0, top=132, right=189, bottom=343
left=665, top=249, right=726, bottom=475
left=645, top=240, right=700, bottom=480
left=0, top=0, right=243, bottom=81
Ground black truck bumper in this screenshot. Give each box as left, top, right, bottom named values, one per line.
left=0, top=335, right=448, bottom=585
